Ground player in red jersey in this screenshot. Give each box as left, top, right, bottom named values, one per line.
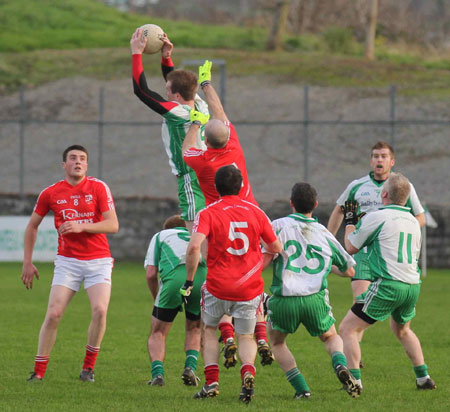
left=182, top=61, right=272, bottom=367
left=22, top=145, right=119, bottom=383
left=182, top=60, right=256, bottom=206
left=180, top=166, right=281, bottom=403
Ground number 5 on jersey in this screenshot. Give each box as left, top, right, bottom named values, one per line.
left=227, top=221, right=249, bottom=256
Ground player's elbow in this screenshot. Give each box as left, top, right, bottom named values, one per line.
left=112, top=221, right=119, bottom=233
left=133, top=83, right=140, bottom=97
left=187, top=243, right=201, bottom=257
left=415, top=213, right=426, bottom=228
left=146, top=266, right=158, bottom=282
left=345, top=243, right=359, bottom=255
left=345, top=266, right=355, bottom=278
left=108, top=219, right=119, bottom=234
left=267, top=240, right=282, bottom=255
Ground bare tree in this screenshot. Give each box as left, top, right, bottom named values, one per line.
left=266, top=0, right=290, bottom=51
left=365, top=0, right=379, bottom=59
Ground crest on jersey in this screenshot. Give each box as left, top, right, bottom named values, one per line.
left=85, top=194, right=93, bottom=204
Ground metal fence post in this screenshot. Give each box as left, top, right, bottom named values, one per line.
left=19, top=86, right=26, bottom=197
left=303, top=85, right=309, bottom=182
left=390, top=85, right=396, bottom=146
left=98, top=87, right=104, bottom=179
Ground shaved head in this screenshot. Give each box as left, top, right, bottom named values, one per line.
left=205, top=119, right=230, bottom=148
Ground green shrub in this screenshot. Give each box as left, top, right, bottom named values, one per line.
left=284, top=34, right=322, bottom=52
left=322, top=26, right=357, bottom=54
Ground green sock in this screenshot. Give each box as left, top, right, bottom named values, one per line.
left=413, top=364, right=428, bottom=378
left=349, top=368, right=361, bottom=380
left=331, top=351, right=347, bottom=369
left=184, top=350, right=199, bottom=371
left=286, top=367, right=310, bottom=394
left=151, top=360, right=164, bottom=378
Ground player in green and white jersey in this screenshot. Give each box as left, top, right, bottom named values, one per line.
left=263, top=183, right=361, bottom=399
left=144, top=215, right=207, bottom=387
left=131, top=29, right=209, bottom=229
left=328, top=141, right=425, bottom=291
left=339, top=173, right=436, bottom=391
left=327, top=141, right=425, bottom=358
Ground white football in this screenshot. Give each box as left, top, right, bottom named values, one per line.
left=140, top=24, right=164, bottom=55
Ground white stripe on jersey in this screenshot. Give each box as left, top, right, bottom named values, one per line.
left=235, top=259, right=263, bottom=287
left=88, top=177, right=114, bottom=204
left=183, top=149, right=203, bottom=158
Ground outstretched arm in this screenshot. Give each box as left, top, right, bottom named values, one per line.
left=160, top=33, right=174, bottom=80
left=198, top=60, right=229, bottom=122
left=130, top=28, right=177, bottom=116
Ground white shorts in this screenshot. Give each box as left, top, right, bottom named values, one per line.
left=52, top=255, right=114, bottom=292
left=201, top=286, right=261, bottom=334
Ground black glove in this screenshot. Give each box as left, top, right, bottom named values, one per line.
left=180, top=280, right=194, bottom=305
left=341, top=200, right=365, bottom=226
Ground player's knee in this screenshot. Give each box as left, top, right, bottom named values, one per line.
left=338, top=321, right=351, bottom=339
left=45, top=307, right=64, bottom=325
left=392, top=325, right=409, bottom=340
left=91, top=304, right=108, bottom=321
left=186, top=319, right=201, bottom=332
left=150, top=329, right=167, bottom=339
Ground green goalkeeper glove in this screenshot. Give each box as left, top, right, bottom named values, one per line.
left=198, top=60, right=212, bottom=87
left=180, top=280, right=194, bottom=305
left=190, top=110, right=210, bottom=126
left=341, top=200, right=366, bottom=226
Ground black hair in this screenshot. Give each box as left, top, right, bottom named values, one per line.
left=290, top=182, right=317, bottom=214
left=215, top=165, right=242, bottom=196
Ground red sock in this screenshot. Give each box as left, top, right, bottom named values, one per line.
left=240, top=363, right=256, bottom=380
left=204, top=364, right=220, bottom=385
left=34, top=355, right=49, bottom=378
left=255, top=321, right=267, bottom=343
left=218, top=322, right=235, bottom=342
left=83, top=345, right=100, bottom=370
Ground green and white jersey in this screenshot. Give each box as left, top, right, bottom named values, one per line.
left=144, top=227, right=205, bottom=278
left=348, top=205, right=421, bottom=284
left=336, top=172, right=424, bottom=216
left=162, top=95, right=209, bottom=176
left=270, top=213, right=356, bottom=297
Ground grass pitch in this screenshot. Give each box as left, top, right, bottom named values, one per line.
left=0, top=261, right=448, bottom=411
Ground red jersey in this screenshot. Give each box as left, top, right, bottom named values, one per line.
left=183, top=121, right=257, bottom=205
left=193, top=195, right=277, bottom=301
left=34, top=177, right=115, bottom=260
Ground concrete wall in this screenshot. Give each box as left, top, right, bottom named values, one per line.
left=1, top=194, right=448, bottom=268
